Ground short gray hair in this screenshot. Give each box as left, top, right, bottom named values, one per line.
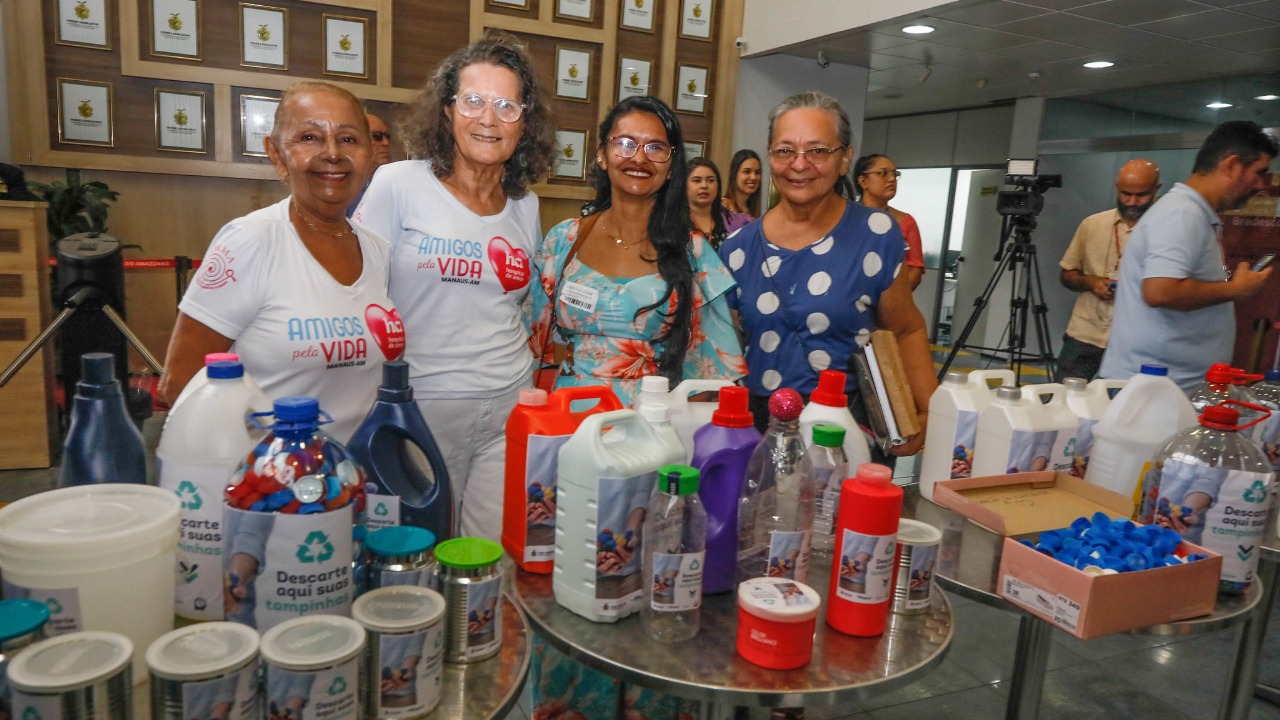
left=766, top=91, right=856, bottom=200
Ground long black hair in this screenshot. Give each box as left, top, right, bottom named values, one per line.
left=689, top=156, right=729, bottom=248
left=727, top=148, right=762, bottom=217
left=587, top=96, right=694, bottom=385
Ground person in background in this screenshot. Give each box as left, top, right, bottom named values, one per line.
left=719, top=91, right=935, bottom=455
left=354, top=31, right=556, bottom=540
left=1099, top=120, right=1277, bottom=391
left=854, top=154, right=925, bottom=290
left=1055, top=159, right=1161, bottom=380
left=722, top=148, right=762, bottom=233
left=346, top=112, right=393, bottom=217
left=160, top=81, right=401, bottom=442
left=688, top=157, right=743, bottom=249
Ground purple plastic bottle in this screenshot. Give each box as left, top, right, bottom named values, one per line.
left=691, top=386, right=762, bottom=593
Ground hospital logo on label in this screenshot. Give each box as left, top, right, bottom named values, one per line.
left=196, top=244, right=237, bottom=290
left=297, top=531, right=335, bottom=563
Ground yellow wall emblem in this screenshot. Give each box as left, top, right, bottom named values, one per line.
left=78, top=100, right=93, bottom=119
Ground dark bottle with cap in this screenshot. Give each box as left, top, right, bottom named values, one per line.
left=347, top=360, right=454, bottom=542
left=58, top=352, right=147, bottom=487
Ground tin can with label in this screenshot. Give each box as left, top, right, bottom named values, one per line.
left=7, top=631, right=133, bottom=720
left=433, top=538, right=504, bottom=663
left=0, top=599, right=50, bottom=713
left=363, top=526, right=437, bottom=594
left=892, top=519, right=942, bottom=615
left=352, top=586, right=446, bottom=718
left=146, top=622, right=260, bottom=720
left=259, top=615, right=365, bottom=720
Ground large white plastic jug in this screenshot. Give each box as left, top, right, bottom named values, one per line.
left=971, top=385, right=1075, bottom=477
left=1019, top=383, right=1079, bottom=474
left=667, top=378, right=734, bottom=462
left=553, top=409, right=683, bottom=623
left=798, top=369, right=872, bottom=471
left=1063, top=377, right=1125, bottom=477
left=1086, top=364, right=1197, bottom=504
left=920, top=369, right=1015, bottom=498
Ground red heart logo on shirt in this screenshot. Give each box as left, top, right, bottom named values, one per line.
left=364, top=304, right=406, bottom=360
left=487, top=236, right=531, bottom=294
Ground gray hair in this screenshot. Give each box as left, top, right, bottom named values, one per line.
left=766, top=91, right=856, bottom=200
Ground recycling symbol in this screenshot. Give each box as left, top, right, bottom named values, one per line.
left=328, top=677, right=348, bottom=695
left=24, top=707, right=42, bottom=720
left=1064, top=438, right=1076, bottom=457
left=374, top=502, right=389, bottom=517
left=176, top=481, right=203, bottom=511
left=1244, top=480, right=1268, bottom=504
left=45, top=598, right=63, bottom=614
left=689, top=558, right=701, bottom=571
left=296, top=531, right=335, bottom=563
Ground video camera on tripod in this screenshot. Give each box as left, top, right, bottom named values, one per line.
left=996, top=158, right=1062, bottom=225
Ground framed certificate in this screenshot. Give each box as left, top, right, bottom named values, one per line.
left=323, top=15, right=367, bottom=78
left=241, top=94, right=280, bottom=157
left=675, top=65, right=709, bottom=114
left=679, top=0, right=713, bottom=41
left=553, top=130, right=589, bottom=180
left=57, top=0, right=111, bottom=49
left=556, top=0, right=594, bottom=22
left=155, top=89, right=206, bottom=153
left=620, top=0, right=656, bottom=32
left=617, top=56, right=652, bottom=102
left=57, top=78, right=113, bottom=147
left=241, top=4, right=287, bottom=70
left=151, top=0, right=200, bottom=60
left=488, top=0, right=529, bottom=7
left=683, top=140, right=705, bottom=160
left=555, top=47, right=592, bottom=103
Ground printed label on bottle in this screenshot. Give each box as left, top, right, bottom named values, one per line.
left=1004, top=428, right=1072, bottom=474
left=222, top=505, right=355, bottom=633
left=594, top=472, right=654, bottom=617
left=524, top=434, right=571, bottom=562
left=903, top=544, right=938, bottom=610
left=162, top=462, right=232, bottom=620
left=650, top=550, right=704, bottom=612
left=366, top=493, right=402, bottom=532
left=266, top=657, right=359, bottom=720
left=12, top=691, right=60, bottom=720
left=379, top=566, right=429, bottom=589
left=1069, top=417, right=1100, bottom=477
left=950, top=409, right=978, bottom=478
left=812, top=467, right=840, bottom=536
left=767, top=530, right=811, bottom=583
left=375, top=625, right=444, bottom=717
left=1262, top=412, right=1280, bottom=473
left=836, top=529, right=896, bottom=604
left=464, top=575, right=503, bottom=659
left=0, top=582, right=81, bottom=635
left=182, top=659, right=260, bottom=720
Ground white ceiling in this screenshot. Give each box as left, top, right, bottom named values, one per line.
left=778, top=0, right=1280, bottom=122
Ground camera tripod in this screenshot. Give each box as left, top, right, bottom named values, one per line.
left=938, top=216, right=1057, bottom=384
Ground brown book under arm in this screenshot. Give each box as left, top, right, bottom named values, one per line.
left=869, top=329, right=921, bottom=437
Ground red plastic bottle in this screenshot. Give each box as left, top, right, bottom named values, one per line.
left=827, top=463, right=902, bottom=637
left=502, top=385, right=623, bottom=573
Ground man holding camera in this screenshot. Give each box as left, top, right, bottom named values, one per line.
left=1099, top=121, right=1278, bottom=391
left=1055, top=159, right=1161, bottom=380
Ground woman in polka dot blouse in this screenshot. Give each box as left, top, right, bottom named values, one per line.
left=718, top=91, right=937, bottom=454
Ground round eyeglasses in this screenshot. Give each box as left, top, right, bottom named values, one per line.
left=767, top=145, right=847, bottom=164
left=607, top=137, right=673, bottom=162
left=452, top=93, right=525, bottom=123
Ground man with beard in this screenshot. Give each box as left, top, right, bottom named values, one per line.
left=1099, top=121, right=1278, bottom=390
left=1056, top=159, right=1162, bottom=380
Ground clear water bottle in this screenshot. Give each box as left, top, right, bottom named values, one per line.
left=1138, top=401, right=1273, bottom=595
left=1249, top=370, right=1280, bottom=471
left=1187, top=363, right=1265, bottom=429
left=641, top=465, right=707, bottom=642
left=809, top=424, right=848, bottom=557
left=737, top=389, right=815, bottom=584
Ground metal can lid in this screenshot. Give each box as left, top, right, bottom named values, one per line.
left=366, top=525, right=435, bottom=558
left=0, top=599, right=50, bottom=643
left=896, top=518, right=943, bottom=547
left=7, top=631, right=133, bottom=692
left=352, top=586, right=446, bottom=634
left=260, top=616, right=365, bottom=671
left=146, top=622, right=259, bottom=681
left=435, top=537, right=503, bottom=569
left=737, top=577, right=822, bottom=623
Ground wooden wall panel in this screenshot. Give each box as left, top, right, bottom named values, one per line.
left=391, top=1, right=467, bottom=90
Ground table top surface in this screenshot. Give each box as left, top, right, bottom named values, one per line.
left=513, top=555, right=953, bottom=708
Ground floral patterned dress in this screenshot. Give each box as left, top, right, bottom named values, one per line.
left=529, top=216, right=745, bottom=405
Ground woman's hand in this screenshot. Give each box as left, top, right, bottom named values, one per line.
left=891, top=411, right=927, bottom=456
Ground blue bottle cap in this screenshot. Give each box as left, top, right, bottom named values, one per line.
left=207, top=360, right=244, bottom=380
left=274, top=397, right=320, bottom=422
left=0, top=599, right=50, bottom=642
left=1139, top=364, right=1168, bottom=376
left=1267, top=370, right=1280, bottom=382
left=366, top=526, right=437, bottom=558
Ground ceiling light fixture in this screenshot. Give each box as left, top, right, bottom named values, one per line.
left=1255, top=95, right=1280, bottom=101
left=1206, top=102, right=1233, bottom=109
left=902, top=24, right=935, bottom=34
left=1082, top=61, right=1114, bottom=69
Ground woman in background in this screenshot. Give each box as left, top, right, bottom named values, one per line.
left=687, top=157, right=745, bottom=249
left=722, top=148, right=762, bottom=233
left=855, top=153, right=926, bottom=290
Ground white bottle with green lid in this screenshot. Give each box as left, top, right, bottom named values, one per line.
left=433, top=538, right=504, bottom=663
left=641, top=464, right=707, bottom=643
left=145, top=622, right=261, bottom=720
left=8, top=631, right=133, bottom=720
left=352, top=586, right=447, bottom=719
left=808, top=424, right=848, bottom=557
left=259, top=615, right=366, bottom=720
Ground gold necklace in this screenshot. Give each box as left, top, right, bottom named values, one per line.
left=601, top=213, right=646, bottom=249
left=292, top=200, right=352, bottom=238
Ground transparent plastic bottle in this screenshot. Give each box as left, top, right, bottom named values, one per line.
left=1249, top=370, right=1280, bottom=472
left=1138, top=402, right=1273, bottom=595
left=737, top=389, right=815, bottom=584
left=641, top=465, right=707, bottom=643
left=1187, top=363, right=1264, bottom=433
left=808, top=424, right=848, bottom=557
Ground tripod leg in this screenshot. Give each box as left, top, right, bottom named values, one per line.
left=939, top=241, right=1018, bottom=378
left=1025, top=248, right=1058, bottom=379
left=100, top=305, right=165, bottom=374
left=0, top=306, right=78, bottom=387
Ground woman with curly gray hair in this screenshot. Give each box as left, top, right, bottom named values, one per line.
left=354, top=31, right=556, bottom=540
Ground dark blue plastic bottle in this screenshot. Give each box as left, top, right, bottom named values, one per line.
left=347, top=360, right=454, bottom=542
left=58, top=353, right=147, bottom=487
left=691, top=386, right=763, bottom=593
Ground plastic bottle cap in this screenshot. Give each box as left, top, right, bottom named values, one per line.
left=1139, top=364, right=1168, bottom=376
left=995, top=386, right=1022, bottom=401
left=809, top=369, right=848, bottom=407
left=1266, top=371, right=1280, bottom=382
left=1062, top=377, right=1087, bottom=391
left=1200, top=404, right=1240, bottom=429
left=658, top=464, right=699, bottom=495
left=145, top=622, right=260, bottom=681
left=273, top=396, right=320, bottom=422
left=204, top=352, right=239, bottom=364
left=1205, top=366, right=1238, bottom=384
left=7, top=631, right=133, bottom=692
left=640, top=376, right=669, bottom=394
left=365, top=525, right=436, bottom=557
left=0, top=599, right=50, bottom=642
left=711, top=386, right=753, bottom=428
left=206, top=360, right=244, bottom=380
left=812, top=423, right=846, bottom=448
left=352, top=586, right=446, bottom=633
left=737, top=577, right=822, bottom=623
left=856, top=462, right=894, bottom=486
left=943, top=371, right=967, bottom=384
left=519, top=388, right=548, bottom=406
left=382, top=359, right=411, bottom=390
left=435, top=537, right=503, bottom=569
left=79, top=352, right=116, bottom=385
left=897, top=518, right=943, bottom=546
left=639, top=403, right=671, bottom=424
left=768, top=388, right=804, bottom=421
left=259, top=616, right=366, bottom=671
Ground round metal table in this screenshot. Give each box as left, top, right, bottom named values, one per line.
left=512, top=553, right=953, bottom=711
left=906, top=487, right=1261, bottom=720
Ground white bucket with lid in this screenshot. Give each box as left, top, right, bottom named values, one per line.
left=146, top=622, right=261, bottom=720
left=0, top=485, right=180, bottom=682
left=351, top=586, right=447, bottom=719
left=8, top=630, right=133, bottom=720
left=259, top=615, right=365, bottom=720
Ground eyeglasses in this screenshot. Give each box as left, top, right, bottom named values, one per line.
left=371, top=131, right=391, bottom=142
left=607, top=137, right=673, bottom=162
left=452, top=93, right=525, bottom=123
left=862, top=169, right=902, bottom=179
left=767, top=145, right=847, bottom=164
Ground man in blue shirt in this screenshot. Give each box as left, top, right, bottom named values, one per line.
left=1099, top=121, right=1278, bottom=391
